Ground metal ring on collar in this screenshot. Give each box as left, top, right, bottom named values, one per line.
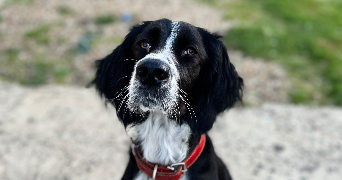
left=152, top=164, right=158, bottom=180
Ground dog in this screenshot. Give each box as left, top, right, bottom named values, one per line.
left=91, top=19, right=243, bottom=180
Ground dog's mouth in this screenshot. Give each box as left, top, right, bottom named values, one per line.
left=146, top=97, right=156, bottom=104
left=140, top=97, right=158, bottom=109
left=128, top=84, right=178, bottom=114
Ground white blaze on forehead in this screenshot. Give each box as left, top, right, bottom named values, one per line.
left=165, top=21, right=180, bottom=50
left=140, top=21, right=180, bottom=54
left=139, top=21, right=180, bottom=61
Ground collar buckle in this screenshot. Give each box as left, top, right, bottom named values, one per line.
left=167, top=162, right=187, bottom=175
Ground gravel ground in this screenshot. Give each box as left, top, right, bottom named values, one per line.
left=0, top=84, right=341, bottom=180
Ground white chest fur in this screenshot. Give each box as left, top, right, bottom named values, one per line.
left=126, top=111, right=191, bottom=179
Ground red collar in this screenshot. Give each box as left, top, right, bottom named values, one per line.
left=132, top=134, right=206, bottom=180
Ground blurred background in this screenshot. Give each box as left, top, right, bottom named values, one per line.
left=0, top=0, right=341, bottom=179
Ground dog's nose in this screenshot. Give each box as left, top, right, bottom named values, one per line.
left=136, top=59, right=170, bottom=86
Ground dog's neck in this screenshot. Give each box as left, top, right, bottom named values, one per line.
left=126, top=111, right=191, bottom=165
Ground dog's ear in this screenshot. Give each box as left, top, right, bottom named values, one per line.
left=91, top=45, right=126, bottom=99
left=206, top=38, right=243, bottom=113
left=90, top=22, right=151, bottom=100
left=190, top=29, right=243, bottom=134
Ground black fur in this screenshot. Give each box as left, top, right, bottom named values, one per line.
left=91, top=19, right=243, bottom=180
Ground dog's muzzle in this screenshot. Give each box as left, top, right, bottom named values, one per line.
left=128, top=57, right=178, bottom=113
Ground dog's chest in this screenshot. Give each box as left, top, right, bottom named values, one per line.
left=126, top=111, right=191, bottom=179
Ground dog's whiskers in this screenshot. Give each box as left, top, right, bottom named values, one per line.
left=178, top=88, right=188, bottom=95
left=118, top=93, right=129, bottom=115
left=122, top=96, right=131, bottom=121
left=111, top=85, right=129, bottom=99
left=115, top=76, right=129, bottom=85
left=114, top=86, right=129, bottom=100
left=167, top=100, right=179, bottom=122
left=105, top=86, right=129, bottom=116
left=178, top=92, right=198, bottom=124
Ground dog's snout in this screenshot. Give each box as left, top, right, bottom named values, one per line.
left=136, top=59, right=170, bottom=86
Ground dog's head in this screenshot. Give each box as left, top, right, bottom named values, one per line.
left=92, top=19, right=243, bottom=134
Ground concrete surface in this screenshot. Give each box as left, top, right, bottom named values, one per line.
left=0, top=84, right=341, bottom=180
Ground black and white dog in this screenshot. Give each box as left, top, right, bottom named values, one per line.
left=91, top=19, right=243, bottom=180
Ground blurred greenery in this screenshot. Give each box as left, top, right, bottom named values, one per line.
left=95, top=14, right=117, bottom=25
left=24, top=24, right=51, bottom=45
left=56, top=5, right=75, bottom=15
left=2, top=0, right=35, bottom=8
left=1, top=50, right=72, bottom=85
left=4, top=48, right=19, bottom=62
left=199, top=0, right=342, bottom=105
left=0, top=0, right=123, bottom=86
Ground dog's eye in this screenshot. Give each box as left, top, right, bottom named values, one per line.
left=140, top=41, right=150, bottom=49
left=185, top=47, right=197, bottom=55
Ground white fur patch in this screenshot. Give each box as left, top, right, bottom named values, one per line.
left=127, top=111, right=190, bottom=180
left=127, top=111, right=191, bottom=164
